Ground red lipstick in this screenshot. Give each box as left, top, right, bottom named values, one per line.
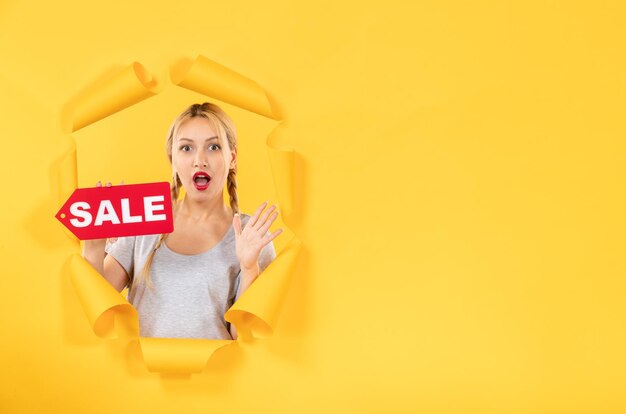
left=192, top=171, right=211, bottom=190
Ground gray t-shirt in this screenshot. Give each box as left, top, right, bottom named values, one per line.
left=105, top=213, right=276, bottom=340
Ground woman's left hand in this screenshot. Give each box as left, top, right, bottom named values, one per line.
left=233, top=201, right=283, bottom=271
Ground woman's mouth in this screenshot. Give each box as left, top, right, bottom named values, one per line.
left=192, top=171, right=211, bottom=190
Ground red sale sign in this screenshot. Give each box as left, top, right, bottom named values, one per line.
left=55, top=182, right=174, bottom=240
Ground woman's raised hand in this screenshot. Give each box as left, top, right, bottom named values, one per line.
left=233, top=201, right=283, bottom=271
left=81, top=180, right=125, bottom=279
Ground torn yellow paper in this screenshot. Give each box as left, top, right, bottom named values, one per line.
left=57, top=138, right=77, bottom=205
left=61, top=55, right=302, bottom=374
left=68, top=254, right=139, bottom=339
left=62, top=62, right=160, bottom=133
left=56, top=138, right=80, bottom=245
left=139, top=337, right=236, bottom=374
left=267, top=143, right=295, bottom=220
left=171, top=55, right=278, bottom=120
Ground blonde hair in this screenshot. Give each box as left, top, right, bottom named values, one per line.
left=132, top=102, right=239, bottom=290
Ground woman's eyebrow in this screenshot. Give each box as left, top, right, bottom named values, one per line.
left=178, top=136, right=219, bottom=142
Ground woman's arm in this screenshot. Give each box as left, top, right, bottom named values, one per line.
left=82, top=239, right=107, bottom=277
left=237, top=263, right=261, bottom=297
left=230, top=202, right=282, bottom=340
left=82, top=240, right=130, bottom=293
left=229, top=263, right=260, bottom=340
left=80, top=180, right=130, bottom=293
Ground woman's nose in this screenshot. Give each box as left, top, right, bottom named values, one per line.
left=193, top=154, right=208, bottom=168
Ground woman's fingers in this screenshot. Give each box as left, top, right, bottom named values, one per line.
left=241, top=202, right=281, bottom=243
left=254, top=204, right=277, bottom=230
left=263, top=228, right=283, bottom=244
left=258, top=210, right=279, bottom=235
left=96, top=180, right=125, bottom=187
left=248, top=201, right=269, bottom=228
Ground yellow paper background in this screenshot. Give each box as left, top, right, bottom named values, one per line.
left=1, top=1, right=626, bottom=413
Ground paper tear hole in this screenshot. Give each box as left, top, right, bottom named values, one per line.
left=60, top=213, right=66, bottom=219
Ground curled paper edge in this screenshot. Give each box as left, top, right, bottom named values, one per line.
left=138, top=337, right=236, bottom=374
left=61, top=62, right=160, bottom=133
left=171, top=55, right=279, bottom=120
left=68, top=254, right=139, bottom=339
left=62, top=56, right=301, bottom=373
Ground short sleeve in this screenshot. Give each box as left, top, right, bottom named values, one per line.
left=234, top=239, right=277, bottom=302
left=104, top=236, right=135, bottom=277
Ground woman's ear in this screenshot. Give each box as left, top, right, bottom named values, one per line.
left=229, top=147, right=237, bottom=170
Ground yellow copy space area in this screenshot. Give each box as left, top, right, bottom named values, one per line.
left=1, top=1, right=625, bottom=413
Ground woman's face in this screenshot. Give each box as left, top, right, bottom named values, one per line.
left=172, top=117, right=236, bottom=202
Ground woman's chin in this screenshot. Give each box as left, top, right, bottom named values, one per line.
left=183, top=187, right=218, bottom=202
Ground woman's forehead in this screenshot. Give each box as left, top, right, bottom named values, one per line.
left=173, top=117, right=232, bottom=151
left=176, top=117, right=217, bottom=139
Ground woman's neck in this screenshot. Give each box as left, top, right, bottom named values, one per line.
left=175, top=195, right=232, bottom=223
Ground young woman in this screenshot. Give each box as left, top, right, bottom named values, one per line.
left=82, top=102, right=283, bottom=340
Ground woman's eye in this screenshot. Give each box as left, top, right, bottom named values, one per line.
left=180, top=145, right=191, bottom=152
left=209, top=144, right=221, bottom=151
